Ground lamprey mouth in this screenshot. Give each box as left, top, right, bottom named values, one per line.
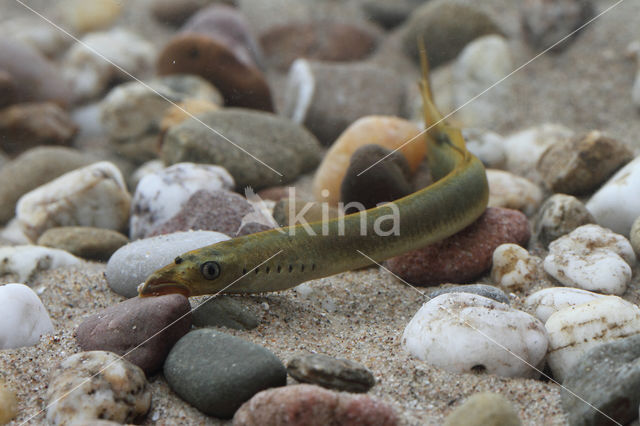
left=137, top=281, right=191, bottom=298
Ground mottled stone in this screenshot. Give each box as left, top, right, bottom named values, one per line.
left=445, top=393, right=522, bottom=426
left=0, top=245, right=81, bottom=283
left=522, top=0, right=594, bottom=51
left=233, top=384, right=398, bottom=426
left=192, top=297, right=259, bottom=330
left=491, top=244, right=546, bottom=292
left=525, top=287, right=604, bottom=323
left=487, top=169, right=543, bottom=216
left=37, top=227, right=128, bottom=261
left=386, top=208, right=531, bottom=285
left=0, top=283, right=54, bottom=349
left=534, top=194, right=595, bottom=247
left=428, top=284, right=509, bottom=305
left=75, top=294, right=191, bottom=374
left=287, top=353, right=375, bottom=393
left=46, top=351, right=151, bottom=425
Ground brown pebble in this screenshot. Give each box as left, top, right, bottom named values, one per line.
left=37, top=226, right=129, bottom=261
left=287, top=353, right=376, bottom=393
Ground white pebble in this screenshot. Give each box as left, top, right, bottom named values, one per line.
left=487, top=169, right=543, bottom=216
left=0, top=283, right=54, bottom=349
left=586, top=155, right=640, bottom=236
left=0, top=245, right=81, bottom=282
left=402, top=293, right=548, bottom=378
left=491, top=244, right=544, bottom=292
left=543, top=224, right=636, bottom=295
left=462, top=128, right=506, bottom=169
left=524, top=287, right=604, bottom=323
left=546, top=296, right=640, bottom=382
left=129, top=162, right=234, bottom=239
left=16, top=162, right=131, bottom=242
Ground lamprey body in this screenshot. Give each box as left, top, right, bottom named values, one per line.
left=138, top=52, right=489, bottom=297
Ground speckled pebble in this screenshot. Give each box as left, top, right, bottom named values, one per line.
left=192, top=296, right=259, bottom=330
left=533, top=194, right=595, bottom=247
left=46, top=351, right=151, bottom=425
left=543, top=224, right=636, bottom=295
left=487, top=169, right=543, bottom=216
left=232, top=384, right=398, bottom=426
left=444, top=392, right=522, bottom=426
left=525, top=287, right=604, bottom=323
left=491, top=244, right=545, bottom=292
left=427, top=284, right=509, bottom=305
left=287, top=353, right=375, bottom=393
left=75, top=294, right=192, bottom=374
left=0, top=283, right=54, bottom=349
left=37, top=227, right=128, bottom=261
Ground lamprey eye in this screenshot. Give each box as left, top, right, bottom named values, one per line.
left=201, top=261, right=220, bottom=280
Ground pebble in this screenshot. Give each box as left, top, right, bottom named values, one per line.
left=312, top=116, right=426, bottom=206
left=232, top=384, right=398, bottom=426
left=129, top=163, right=234, bottom=239
left=58, top=0, right=123, bottom=33
left=37, top=226, right=128, bottom=261
left=46, top=351, right=151, bottom=425
left=272, top=198, right=340, bottom=228
left=444, top=392, right=522, bottom=426
left=105, top=230, right=230, bottom=298
left=149, top=189, right=273, bottom=238
left=282, top=60, right=407, bottom=146
left=0, top=245, right=81, bottom=283
left=159, top=98, right=220, bottom=133
left=0, top=17, right=70, bottom=57
left=0, top=38, right=72, bottom=106
left=0, top=283, right=54, bottom=349
left=340, top=145, right=413, bottom=213
left=0, top=147, right=95, bottom=224
left=164, top=329, right=287, bottom=418
left=503, top=123, right=574, bottom=184
left=62, top=28, right=156, bottom=103
left=361, top=0, right=424, bottom=28
left=491, top=244, right=545, bottom=292
left=486, top=169, right=543, bottom=216
left=533, top=194, right=595, bottom=247
left=0, top=70, right=16, bottom=109
left=0, top=102, right=77, bottom=155
left=0, top=379, right=18, bottom=424
left=403, top=0, right=503, bottom=68
left=428, top=284, right=510, bottom=305
left=451, top=35, right=513, bottom=127
left=75, top=294, right=191, bottom=374
left=525, top=287, right=604, bottom=323
left=287, top=353, right=376, bottom=393
left=543, top=224, right=636, bottom=295
left=521, top=0, right=595, bottom=51
left=562, top=333, right=640, bottom=426
left=162, top=109, right=322, bottom=190
left=631, top=216, right=640, bottom=256
left=192, top=296, right=259, bottom=330
left=151, top=0, right=226, bottom=26
left=16, top=161, right=131, bottom=242
left=402, top=293, right=548, bottom=378
left=462, top=128, right=507, bottom=169
left=260, top=20, right=380, bottom=71
left=537, top=130, right=633, bottom=195
left=545, top=295, right=640, bottom=383
left=586, top=155, right=640, bottom=236
left=385, top=207, right=530, bottom=285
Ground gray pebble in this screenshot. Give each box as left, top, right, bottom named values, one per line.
left=428, top=284, right=510, bottom=305
left=287, top=353, right=376, bottom=393
left=533, top=194, right=594, bottom=247
left=192, top=297, right=259, bottom=330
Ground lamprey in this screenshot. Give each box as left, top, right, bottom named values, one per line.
left=138, top=50, right=489, bottom=297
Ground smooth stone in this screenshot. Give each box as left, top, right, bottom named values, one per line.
left=287, top=353, right=375, bottom=393
left=0, top=245, right=81, bottom=282
left=537, top=130, right=633, bottom=195
left=16, top=161, right=131, bottom=242
left=233, top=384, right=398, bottom=425
left=522, top=0, right=594, bottom=51
left=533, top=194, right=595, bottom=247
left=0, top=283, right=54, bottom=349
left=0, top=102, right=77, bottom=155
left=462, top=128, right=507, bottom=169
left=37, top=226, right=128, bottom=261
left=151, top=0, right=227, bottom=26
left=105, top=230, right=230, bottom=298
left=631, top=216, right=640, bottom=257
left=428, top=284, right=509, bottom=305
left=0, top=147, right=95, bottom=224
left=129, top=160, right=165, bottom=191
left=129, top=163, right=234, bottom=239
left=543, top=224, right=636, bottom=295
left=0, top=379, right=17, bottom=424
left=403, top=293, right=547, bottom=378
left=525, top=287, right=604, bottom=323
left=444, top=392, right=522, bottom=426
left=160, top=98, right=220, bottom=133
left=385, top=207, right=530, bottom=285
left=283, top=60, right=406, bottom=146
left=148, top=189, right=273, bottom=238
left=403, top=0, right=502, bottom=68
left=562, top=334, right=640, bottom=426
left=545, top=295, right=640, bottom=383
left=164, top=329, right=287, bottom=419
left=192, top=297, right=258, bottom=330
left=272, top=198, right=340, bottom=228
left=451, top=35, right=513, bottom=127
left=586, top=155, right=640, bottom=236
left=0, top=17, right=70, bottom=57
left=162, top=109, right=322, bottom=190
left=312, top=116, right=426, bottom=206
left=46, top=351, right=151, bottom=425
left=491, top=244, right=545, bottom=292
left=503, top=123, right=574, bottom=184
left=62, top=28, right=156, bottom=103
left=340, top=144, right=412, bottom=213
left=58, top=0, right=122, bottom=33
left=487, top=169, right=543, bottom=216
left=75, top=294, right=192, bottom=374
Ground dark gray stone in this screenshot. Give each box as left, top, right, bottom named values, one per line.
left=164, top=329, right=287, bottom=418
left=192, top=297, right=259, bottom=330
left=428, top=284, right=510, bottom=305
left=287, top=353, right=375, bottom=393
